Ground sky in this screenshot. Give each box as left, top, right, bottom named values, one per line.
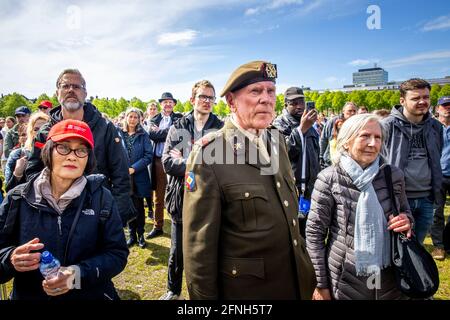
left=1, top=0, right=450, bottom=102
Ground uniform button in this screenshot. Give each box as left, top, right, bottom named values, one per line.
left=276, top=181, right=281, bottom=188
left=293, top=219, right=296, bottom=227
left=244, top=192, right=250, bottom=198
left=294, top=239, right=298, bottom=246
left=284, top=200, right=289, bottom=207
left=232, top=269, right=237, bottom=275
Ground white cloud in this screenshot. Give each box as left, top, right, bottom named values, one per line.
left=422, top=15, right=450, bottom=32
left=0, top=0, right=239, bottom=101
left=348, top=59, right=371, bottom=67
left=245, top=0, right=304, bottom=16
left=157, top=30, right=199, bottom=46
left=384, top=50, right=450, bottom=68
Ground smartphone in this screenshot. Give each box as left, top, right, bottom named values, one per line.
left=306, top=101, right=316, bottom=111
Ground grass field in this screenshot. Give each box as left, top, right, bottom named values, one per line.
left=2, top=206, right=449, bottom=300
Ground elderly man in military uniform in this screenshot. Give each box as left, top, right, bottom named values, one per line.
left=182, top=60, right=316, bottom=300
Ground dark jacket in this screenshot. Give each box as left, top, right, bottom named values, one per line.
left=380, top=105, right=443, bottom=204
left=4, top=148, right=27, bottom=193
left=147, top=112, right=183, bottom=156
left=117, top=125, right=153, bottom=198
left=183, top=119, right=316, bottom=300
left=0, top=174, right=129, bottom=300
left=25, top=103, right=132, bottom=226
left=319, top=115, right=341, bottom=168
left=162, top=111, right=223, bottom=222
left=273, top=109, right=320, bottom=198
left=3, top=124, right=20, bottom=159
left=306, top=162, right=413, bottom=300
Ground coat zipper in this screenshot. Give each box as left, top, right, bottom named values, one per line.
left=57, top=215, right=62, bottom=236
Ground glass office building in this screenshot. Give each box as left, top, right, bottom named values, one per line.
left=353, top=67, right=388, bottom=86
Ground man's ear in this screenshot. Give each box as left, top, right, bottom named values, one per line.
left=226, top=93, right=236, bottom=112
left=399, top=96, right=405, bottom=107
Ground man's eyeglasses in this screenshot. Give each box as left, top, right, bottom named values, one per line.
left=197, top=95, right=216, bottom=103
left=58, top=83, right=85, bottom=91
left=55, top=143, right=89, bottom=158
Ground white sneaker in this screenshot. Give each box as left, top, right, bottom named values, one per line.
left=159, top=291, right=183, bottom=300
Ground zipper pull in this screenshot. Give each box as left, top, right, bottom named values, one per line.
left=57, top=216, right=62, bottom=236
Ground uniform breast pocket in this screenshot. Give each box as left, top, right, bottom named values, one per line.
left=222, top=183, right=273, bottom=231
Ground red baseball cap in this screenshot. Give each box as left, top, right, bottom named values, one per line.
left=47, top=120, right=94, bottom=149
left=39, top=100, right=53, bottom=109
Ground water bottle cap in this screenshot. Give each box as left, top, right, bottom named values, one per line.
left=40, top=251, right=53, bottom=264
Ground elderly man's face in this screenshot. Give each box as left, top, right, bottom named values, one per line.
left=56, top=73, right=87, bottom=112
left=227, top=81, right=276, bottom=130
left=438, top=103, right=450, bottom=119
left=161, top=100, right=175, bottom=116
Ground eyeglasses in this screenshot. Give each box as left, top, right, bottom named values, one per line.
left=55, top=143, right=89, bottom=158
left=197, top=95, right=216, bottom=103
left=58, top=83, right=85, bottom=91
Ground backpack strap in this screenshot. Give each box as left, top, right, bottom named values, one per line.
left=99, top=187, right=113, bottom=226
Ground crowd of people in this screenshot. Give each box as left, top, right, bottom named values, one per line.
left=0, top=62, right=449, bottom=300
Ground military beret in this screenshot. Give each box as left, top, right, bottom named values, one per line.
left=220, top=60, right=277, bottom=97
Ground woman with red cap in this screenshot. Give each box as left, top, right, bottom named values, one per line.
left=0, top=119, right=128, bottom=300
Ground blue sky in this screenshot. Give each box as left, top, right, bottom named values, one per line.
left=1, top=0, right=449, bottom=101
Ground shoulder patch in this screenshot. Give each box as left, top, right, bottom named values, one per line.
left=185, top=171, right=196, bottom=192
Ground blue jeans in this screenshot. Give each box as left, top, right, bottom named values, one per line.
left=408, top=197, right=435, bottom=244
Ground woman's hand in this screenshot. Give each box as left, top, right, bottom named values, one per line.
left=13, top=156, right=28, bottom=178
left=42, top=267, right=76, bottom=297
left=312, top=288, right=332, bottom=300
left=10, top=238, right=44, bottom=272
left=388, top=213, right=412, bottom=238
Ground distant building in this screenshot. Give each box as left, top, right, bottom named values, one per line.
left=353, top=65, right=388, bottom=86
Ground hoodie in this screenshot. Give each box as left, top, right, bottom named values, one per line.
left=381, top=105, right=443, bottom=202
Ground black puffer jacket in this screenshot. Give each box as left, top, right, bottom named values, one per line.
left=0, top=174, right=129, bottom=300
left=305, top=162, right=413, bottom=300
left=162, top=111, right=223, bottom=222
left=25, top=103, right=132, bottom=226
left=273, top=109, right=320, bottom=198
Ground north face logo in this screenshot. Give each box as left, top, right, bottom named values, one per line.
left=82, top=209, right=95, bottom=216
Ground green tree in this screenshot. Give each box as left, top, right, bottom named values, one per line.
left=331, top=91, right=346, bottom=112
left=430, top=84, right=442, bottom=106
left=275, top=94, right=284, bottom=115
left=439, top=84, right=450, bottom=100
left=183, top=101, right=193, bottom=113
left=117, top=98, right=129, bottom=115
left=130, top=97, right=146, bottom=112
left=389, top=91, right=400, bottom=108
left=214, top=100, right=229, bottom=117
left=173, top=101, right=184, bottom=113
left=0, top=93, right=32, bottom=117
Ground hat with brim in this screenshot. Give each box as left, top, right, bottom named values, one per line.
left=220, top=60, right=277, bottom=97
left=284, top=87, right=305, bottom=101
left=438, top=96, right=450, bottom=106
left=39, top=100, right=53, bottom=109
left=47, top=119, right=94, bottom=149
left=158, top=92, right=177, bottom=104
left=15, top=106, right=32, bottom=116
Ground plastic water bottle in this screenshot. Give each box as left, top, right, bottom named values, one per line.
left=39, top=251, right=61, bottom=280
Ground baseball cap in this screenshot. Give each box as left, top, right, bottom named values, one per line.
left=39, top=100, right=53, bottom=109
left=438, top=96, right=450, bottom=106
left=284, top=87, right=305, bottom=101
left=15, top=106, right=32, bottom=116
left=47, top=119, right=94, bottom=149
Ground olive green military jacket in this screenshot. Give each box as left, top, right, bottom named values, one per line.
left=182, top=119, right=316, bottom=300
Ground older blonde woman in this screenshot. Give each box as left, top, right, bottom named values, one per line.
left=306, top=114, right=414, bottom=300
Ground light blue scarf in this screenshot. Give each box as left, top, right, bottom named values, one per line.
left=340, top=154, right=391, bottom=276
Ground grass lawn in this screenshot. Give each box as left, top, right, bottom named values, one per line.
left=2, top=206, right=449, bottom=300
